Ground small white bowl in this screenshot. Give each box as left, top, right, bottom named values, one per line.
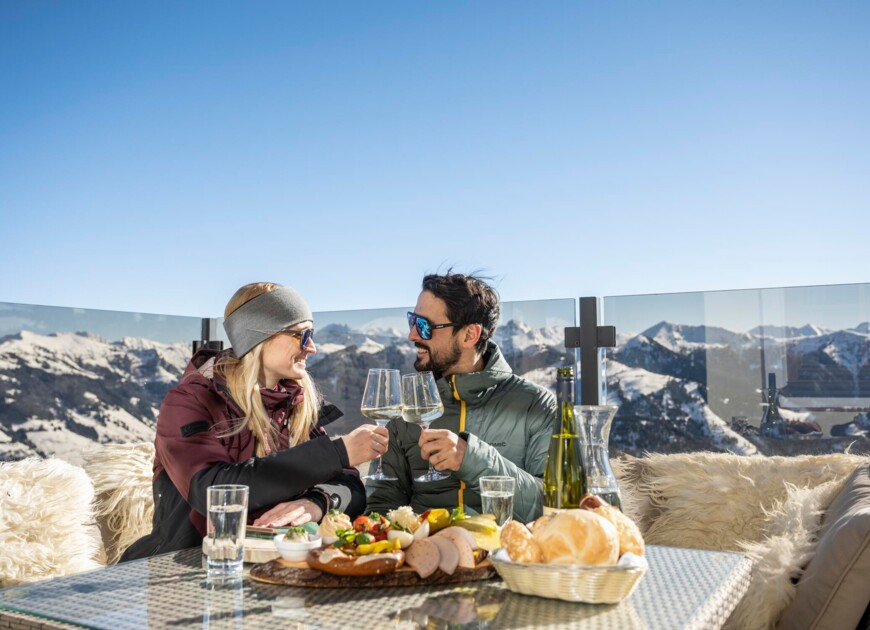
left=273, top=533, right=323, bottom=562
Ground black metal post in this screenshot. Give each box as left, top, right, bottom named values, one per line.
left=564, top=297, right=616, bottom=405
left=192, top=317, right=224, bottom=355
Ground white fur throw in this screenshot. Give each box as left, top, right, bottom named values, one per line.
left=614, top=452, right=869, bottom=630
left=82, top=442, right=155, bottom=565
left=0, top=457, right=102, bottom=586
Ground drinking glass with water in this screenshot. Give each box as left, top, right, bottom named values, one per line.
left=479, top=476, right=515, bottom=526
left=206, top=484, right=249, bottom=578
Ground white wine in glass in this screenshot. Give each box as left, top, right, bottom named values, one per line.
left=401, top=371, right=448, bottom=482
left=360, top=368, right=401, bottom=481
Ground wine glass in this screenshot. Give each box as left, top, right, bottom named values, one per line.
left=401, top=371, right=448, bottom=482
left=360, top=368, right=401, bottom=481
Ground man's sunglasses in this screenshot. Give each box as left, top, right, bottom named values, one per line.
left=407, top=312, right=459, bottom=341
left=283, top=328, right=314, bottom=349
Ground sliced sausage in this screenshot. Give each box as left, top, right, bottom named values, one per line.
left=404, top=537, right=440, bottom=579
left=435, top=526, right=477, bottom=550
left=430, top=536, right=459, bottom=575
left=435, top=528, right=476, bottom=568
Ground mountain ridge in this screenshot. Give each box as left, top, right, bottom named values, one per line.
left=2, top=321, right=869, bottom=463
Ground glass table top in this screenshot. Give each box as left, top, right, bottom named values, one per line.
left=0, top=545, right=751, bottom=629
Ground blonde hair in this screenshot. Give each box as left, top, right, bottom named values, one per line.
left=215, top=282, right=320, bottom=456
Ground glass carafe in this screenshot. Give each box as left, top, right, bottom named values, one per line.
left=576, top=405, right=622, bottom=510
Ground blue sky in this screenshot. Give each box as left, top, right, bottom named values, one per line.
left=1, top=1, right=868, bottom=321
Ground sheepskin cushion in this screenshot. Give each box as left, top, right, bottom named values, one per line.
left=0, top=457, right=102, bottom=586
left=724, top=480, right=844, bottom=630
left=777, top=464, right=870, bottom=630
left=614, top=452, right=867, bottom=551
left=82, top=442, right=155, bottom=565
left=613, top=452, right=869, bottom=630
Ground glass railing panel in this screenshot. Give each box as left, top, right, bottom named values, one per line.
left=496, top=298, right=576, bottom=391
left=0, top=301, right=202, bottom=463
left=215, top=298, right=575, bottom=436
left=602, top=283, right=870, bottom=457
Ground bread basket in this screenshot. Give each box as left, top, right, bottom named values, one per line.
left=491, top=551, right=646, bottom=604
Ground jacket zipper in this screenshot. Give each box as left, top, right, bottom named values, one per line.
left=450, top=375, right=467, bottom=510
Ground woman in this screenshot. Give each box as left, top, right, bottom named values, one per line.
left=122, top=282, right=387, bottom=560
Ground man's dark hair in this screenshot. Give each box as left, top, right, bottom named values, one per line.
left=421, top=271, right=500, bottom=353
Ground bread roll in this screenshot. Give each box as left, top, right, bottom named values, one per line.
left=592, top=504, right=645, bottom=557
left=532, top=511, right=619, bottom=566
left=500, top=520, right=543, bottom=563
left=527, top=512, right=555, bottom=534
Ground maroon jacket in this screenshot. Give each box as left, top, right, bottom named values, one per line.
left=121, top=349, right=365, bottom=561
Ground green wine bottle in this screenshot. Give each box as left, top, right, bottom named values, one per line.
left=760, top=373, right=786, bottom=439
left=542, top=367, right=586, bottom=512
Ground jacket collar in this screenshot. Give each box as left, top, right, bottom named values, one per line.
left=185, top=348, right=304, bottom=413
left=436, top=341, right=513, bottom=405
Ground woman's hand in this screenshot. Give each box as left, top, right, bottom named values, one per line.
left=253, top=498, right=323, bottom=528
left=341, top=424, right=389, bottom=467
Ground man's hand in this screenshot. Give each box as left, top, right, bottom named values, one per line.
left=419, top=429, right=467, bottom=472
left=252, top=498, right=323, bottom=528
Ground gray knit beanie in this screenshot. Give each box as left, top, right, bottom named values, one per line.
left=223, top=286, right=313, bottom=357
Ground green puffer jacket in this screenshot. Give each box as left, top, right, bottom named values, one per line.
left=366, top=342, right=556, bottom=523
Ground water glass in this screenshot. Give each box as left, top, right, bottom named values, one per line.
left=480, top=476, right=515, bottom=526
left=206, top=484, right=249, bottom=577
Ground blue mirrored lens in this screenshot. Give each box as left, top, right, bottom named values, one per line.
left=417, top=317, right=432, bottom=340
left=407, top=312, right=432, bottom=340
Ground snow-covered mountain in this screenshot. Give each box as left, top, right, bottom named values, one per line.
left=641, top=321, right=752, bottom=352
left=747, top=324, right=832, bottom=339
left=2, top=319, right=868, bottom=463
left=0, top=331, right=188, bottom=464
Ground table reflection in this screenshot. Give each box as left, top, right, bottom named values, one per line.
left=0, top=546, right=751, bottom=630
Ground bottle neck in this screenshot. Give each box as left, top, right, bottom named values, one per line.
left=768, top=390, right=781, bottom=417
left=555, top=377, right=576, bottom=435
left=556, top=378, right=575, bottom=407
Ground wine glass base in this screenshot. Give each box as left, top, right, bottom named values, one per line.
left=363, top=472, right=398, bottom=481
left=414, top=470, right=450, bottom=482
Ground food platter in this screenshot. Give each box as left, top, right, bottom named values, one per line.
left=245, top=508, right=500, bottom=588
left=249, top=555, right=496, bottom=588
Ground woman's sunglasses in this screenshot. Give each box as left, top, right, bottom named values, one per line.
left=407, top=312, right=459, bottom=341
left=283, top=328, right=314, bottom=349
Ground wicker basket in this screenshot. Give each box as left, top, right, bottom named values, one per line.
left=491, top=554, right=646, bottom=604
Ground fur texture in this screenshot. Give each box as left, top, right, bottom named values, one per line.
left=82, top=442, right=155, bottom=564
left=613, top=452, right=869, bottom=630
left=613, top=452, right=866, bottom=551
left=723, top=481, right=843, bottom=630
left=0, top=457, right=102, bottom=586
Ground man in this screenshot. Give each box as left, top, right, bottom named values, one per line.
left=366, top=272, right=556, bottom=523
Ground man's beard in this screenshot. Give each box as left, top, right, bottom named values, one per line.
left=414, top=338, right=463, bottom=375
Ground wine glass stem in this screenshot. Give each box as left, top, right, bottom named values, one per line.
left=420, top=421, right=436, bottom=476
left=375, top=419, right=388, bottom=476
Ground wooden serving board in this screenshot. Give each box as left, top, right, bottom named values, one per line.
left=201, top=537, right=281, bottom=564
left=244, top=537, right=281, bottom=563
left=249, top=557, right=497, bottom=588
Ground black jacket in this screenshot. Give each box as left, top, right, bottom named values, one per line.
left=121, top=350, right=365, bottom=561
